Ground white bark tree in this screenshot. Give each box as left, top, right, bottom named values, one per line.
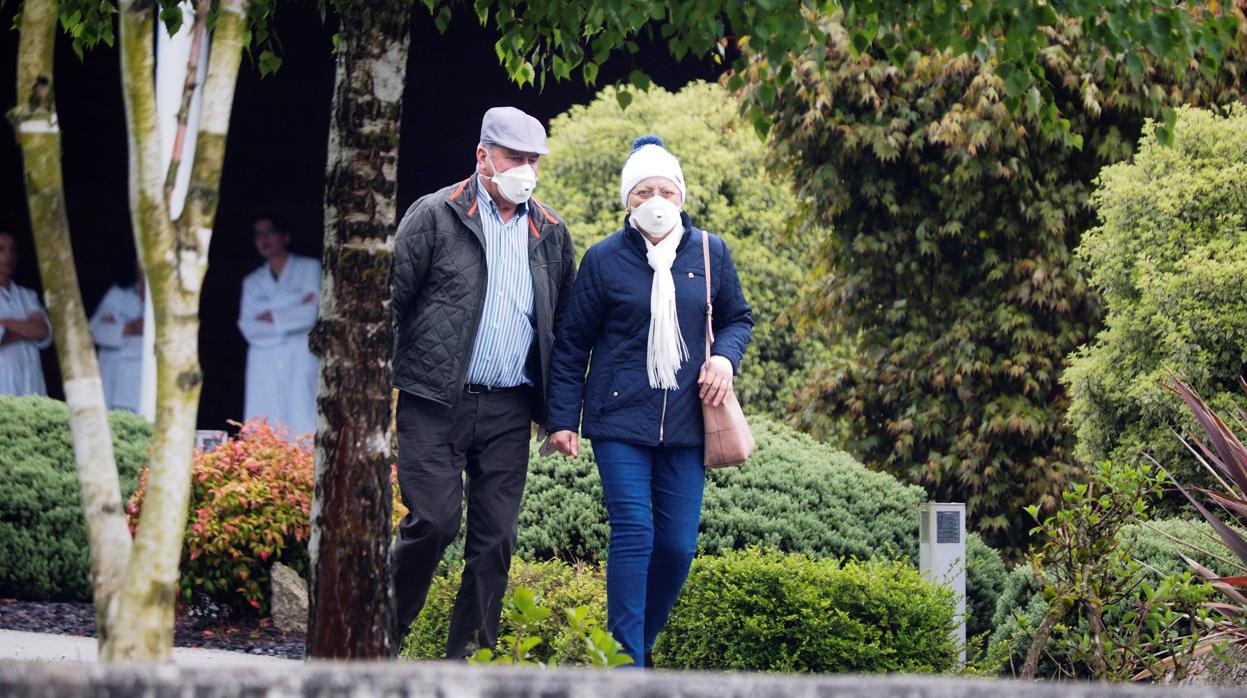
left=11, top=0, right=251, bottom=661
left=103, top=0, right=250, bottom=661
left=7, top=0, right=132, bottom=649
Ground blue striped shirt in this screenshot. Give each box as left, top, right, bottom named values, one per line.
left=465, top=178, right=536, bottom=387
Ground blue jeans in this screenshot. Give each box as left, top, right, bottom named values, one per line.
left=593, top=439, right=706, bottom=668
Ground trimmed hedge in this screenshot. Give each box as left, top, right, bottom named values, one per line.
left=404, top=551, right=958, bottom=672
left=0, top=396, right=151, bottom=601
left=509, top=417, right=1007, bottom=640
left=653, top=549, right=958, bottom=672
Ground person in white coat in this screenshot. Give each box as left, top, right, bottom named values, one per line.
left=89, top=260, right=145, bottom=412
left=237, top=215, right=321, bottom=437
left=0, top=231, right=52, bottom=396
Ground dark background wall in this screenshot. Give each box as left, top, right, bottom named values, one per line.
left=0, top=3, right=719, bottom=429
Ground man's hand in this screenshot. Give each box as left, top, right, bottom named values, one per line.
left=257, top=310, right=274, bottom=323
left=123, top=317, right=144, bottom=336
left=547, top=430, right=579, bottom=457
left=698, top=355, right=735, bottom=407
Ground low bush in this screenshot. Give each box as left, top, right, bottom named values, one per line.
left=510, top=417, right=1006, bottom=640
left=653, top=549, right=959, bottom=672
left=401, top=559, right=608, bottom=664
left=405, top=551, right=958, bottom=672
left=0, top=396, right=150, bottom=601
left=128, top=419, right=312, bottom=616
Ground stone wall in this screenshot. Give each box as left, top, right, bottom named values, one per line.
left=2, top=661, right=1246, bottom=697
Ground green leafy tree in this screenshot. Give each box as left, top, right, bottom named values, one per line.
left=1065, top=105, right=1247, bottom=488
left=738, top=16, right=1245, bottom=555
left=540, top=81, right=833, bottom=418
left=473, top=0, right=1239, bottom=146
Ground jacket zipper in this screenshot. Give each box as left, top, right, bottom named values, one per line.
left=659, top=389, right=669, bottom=443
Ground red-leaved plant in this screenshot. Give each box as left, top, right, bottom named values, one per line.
left=1143, top=374, right=1247, bottom=671
left=127, top=419, right=314, bottom=617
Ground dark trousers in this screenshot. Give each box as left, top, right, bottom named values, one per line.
left=392, top=388, right=532, bottom=659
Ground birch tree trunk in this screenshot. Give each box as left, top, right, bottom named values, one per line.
left=7, top=0, right=133, bottom=648
left=307, top=0, right=411, bottom=659
left=104, top=0, right=248, bottom=661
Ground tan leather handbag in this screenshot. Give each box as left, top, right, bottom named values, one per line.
left=700, top=232, right=755, bottom=468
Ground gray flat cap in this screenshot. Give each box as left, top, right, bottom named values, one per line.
left=480, top=106, right=550, bottom=155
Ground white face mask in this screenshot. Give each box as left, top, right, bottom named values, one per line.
left=630, top=196, right=681, bottom=237
left=486, top=153, right=537, bottom=204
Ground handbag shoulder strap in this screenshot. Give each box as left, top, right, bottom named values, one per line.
left=702, top=230, right=714, bottom=361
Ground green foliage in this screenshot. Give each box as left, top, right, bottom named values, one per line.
left=653, top=549, right=958, bottom=672
left=1066, top=106, right=1247, bottom=489
left=127, top=420, right=313, bottom=617
left=402, top=559, right=611, bottom=665
left=1122, top=517, right=1244, bottom=582
left=991, top=517, right=1241, bottom=677
left=466, top=587, right=633, bottom=668
left=474, top=0, right=1236, bottom=146
left=996, top=462, right=1220, bottom=680
left=541, top=82, right=833, bottom=420
left=0, top=396, right=150, bottom=601
left=512, top=417, right=1007, bottom=640
left=745, top=16, right=1246, bottom=555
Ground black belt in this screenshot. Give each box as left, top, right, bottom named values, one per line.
left=464, top=383, right=528, bottom=395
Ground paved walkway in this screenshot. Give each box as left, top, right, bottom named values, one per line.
left=0, top=629, right=295, bottom=666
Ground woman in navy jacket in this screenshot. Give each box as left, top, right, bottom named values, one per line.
left=545, top=136, right=752, bottom=667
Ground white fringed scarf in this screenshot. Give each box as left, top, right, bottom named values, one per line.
left=643, top=224, right=688, bottom=389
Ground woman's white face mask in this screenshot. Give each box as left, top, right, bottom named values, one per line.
left=630, top=196, right=681, bottom=237
left=486, top=153, right=537, bottom=204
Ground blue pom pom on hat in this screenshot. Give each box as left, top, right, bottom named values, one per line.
left=630, top=134, right=665, bottom=152
left=620, top=134, right=686, bottom=209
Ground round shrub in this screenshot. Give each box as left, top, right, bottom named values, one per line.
left=0, top=395, right=150, bottom=601
left=1066, top=106, right=1247, bottom=488
left=541, top=81, right=833, bottom=421
left=653, top=549, right=958, bottom=672
left=400, top=558, right=608, bottom=664
left=128, top=419, right=312, bottom=616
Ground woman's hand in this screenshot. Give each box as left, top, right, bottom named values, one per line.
left=699, top=355, right=735, bottom=406
left=548, top=430, right=580, bottom=457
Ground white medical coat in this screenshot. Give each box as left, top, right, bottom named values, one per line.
left=238, top=254, right=321, bottom=437
left=89, top=284, right=144, bottom=413
left=0, top=282, right=52, bottom=397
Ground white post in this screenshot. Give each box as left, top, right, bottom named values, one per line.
left=919, top=502, right=966, bottom=664
left=142, top=1, right=209, bottom=422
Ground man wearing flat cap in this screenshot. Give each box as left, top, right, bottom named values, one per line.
left=390, top=106, right=576, bottom=658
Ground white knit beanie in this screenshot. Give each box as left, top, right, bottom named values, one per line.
left=619, top=135, right=687, bottom=210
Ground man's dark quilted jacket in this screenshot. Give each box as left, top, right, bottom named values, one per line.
left=391, top=176, right=577, bottom=421
left=544, top=213, right=753, bottom=447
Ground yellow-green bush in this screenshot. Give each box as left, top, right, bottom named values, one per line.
left=1066, top=106, right=1247, bottom=488
left=0, top=396, right=150, bottom=601
left=654, top=549, right=958, bottom=672
left=400, top=559, right=607, bottom=664
left=540, top=81, right=834, bottom=421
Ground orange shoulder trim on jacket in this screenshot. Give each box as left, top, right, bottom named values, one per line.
left=448, top=178, right=470, bottom=201
left=467, top=200, right=479, bottom=217
left=531, top=198, right=559, bottom=225
left=528, top=217, right=540, bottom=238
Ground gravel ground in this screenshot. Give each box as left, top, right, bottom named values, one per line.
left=0, top=599, right=305, bottom=659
